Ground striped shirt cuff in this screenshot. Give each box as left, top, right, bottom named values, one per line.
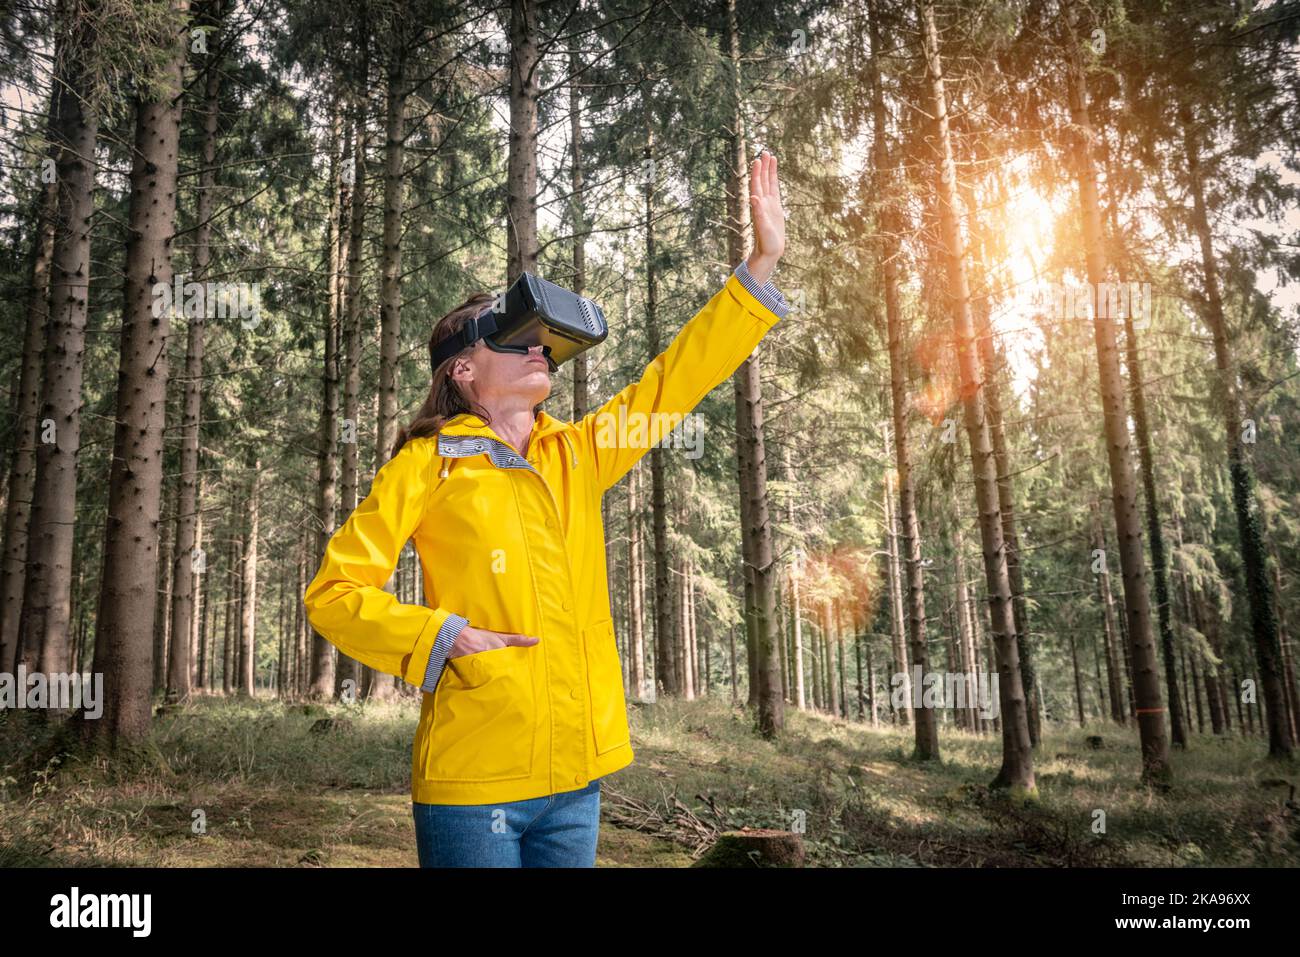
left=734, top=259, right=790, bottom=319
left=420, top=613, right=470, bottom=694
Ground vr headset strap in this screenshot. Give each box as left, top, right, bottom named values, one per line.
left=430, top=306, right=499, bottom=371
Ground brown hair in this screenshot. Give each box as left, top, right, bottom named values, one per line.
left=390, top=291, right=544, bottom=461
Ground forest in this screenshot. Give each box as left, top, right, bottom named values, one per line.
left=1, top=0, right=1299, bottom=869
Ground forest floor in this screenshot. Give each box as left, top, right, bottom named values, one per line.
left=1, top=694, right=1297, bottom=867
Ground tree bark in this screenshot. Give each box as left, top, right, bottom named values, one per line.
left=1098, top=135, right=1187, bottom=748
left=918, top=0, right=1032, bottom=794
left=1179, top=102, right=1293, bottom=758
left=239, top=463, right=260, bottom=695
left=643, top=117, right=673, bottom=700
left=366, top=22, right=410, bottom=703
left=19, top=0, right=101, bottom=680
left=790, top=568, right=806, bottom=712
left=310, top=98, right=345, bottom=701
left=1091, top=500, right=1126, bottom=725
left=882, top=456, right=913, bottom=727
left=1068, top=626, right=1086, bottom=727
left=0, top=133, right=57, bottom=675
left=1065, top=34, right=1170, bottom=780
left=325, top=101, right=369, bottom=702
left=153, top=484, right=175, bottom=693
left=569, top=40, right=589, bottom=418
left=868, top=1, right=932, bottom=752
left=506, top=0, right=538, bottom=281
left=627, top=464, right=646, bottom=699
left=727, top=0, right=782, bottom=736
left=168, top=0, right=223, bottom=702
left=954, top=539, right=982, bottom=733
left=223, top=535, right=236, bottom=694
left=88, top=0, right=191, bottom=746
left=970, top=249, right=1040, bottom=748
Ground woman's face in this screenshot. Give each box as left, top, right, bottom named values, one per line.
left=451, top=341, right=552, bottom=409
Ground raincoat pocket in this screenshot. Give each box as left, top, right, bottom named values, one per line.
left=583, top=618, right=630, bottom=755
left=425, top=644, right=536, bottom=782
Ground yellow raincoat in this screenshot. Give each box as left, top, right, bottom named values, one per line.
left=303, top=267, right=785, bottom=805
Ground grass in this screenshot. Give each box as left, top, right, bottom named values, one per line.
left=0, top=694, right=1296, bottom=867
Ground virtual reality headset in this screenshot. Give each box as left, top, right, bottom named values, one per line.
left=430, top=272, right=608, bottom=375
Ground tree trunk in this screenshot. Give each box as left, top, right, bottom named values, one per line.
left=240, top=463, right=260, bottom=696
left=688, top=558, right=700, bottom=695
left=1092, top=622, right=1107, bottom=721
left=1189, top=646, right=1205, bottom=734
left=569, top=40, right=589, bottom=418
left=790, top=562, right=806, bottom=710
left=810, top=612, right=822, bottom=711
left=222, top=535, right=235, bottom=693
left=954, top=540, right=982, bottom=734
left=1179, top=102, right=1293, bottom=758
left=1068, top=627, right=1086, bottom=727
left=1065, top=37, right=1170, bottom=781
left=727, top=0, right=781, bottom=736
left=882, top=462, right=912, bottom=726
left=919, top=0, right=1031, bottom=795
left=1092, top=500, right=1127, bottom=725
left=88, top=0, right=190, bottom=746
left=868, top=2, right=932, bottom=753
left=679, top=554, right=693, bottom=699
left=18, top=0, right=100, bottom=680
left=960, top=173, right=1042, bottom=749
left=366, top=28, right=409, bottom=703
left=199, top=533, right=212, bottom=690
left=0, top=137, right=56, bottom=675
left=642, top=119, right=673, bottom=701
left=168, top=0, right=223, bottom=702
left=506, top=0, right=538, bottom=282
left=1274, top=558, right=1300, bottom=745
left=867, top=639, right=878, bottom=726
left=1199, top=589, right=1226, bottom=735
left=853, top=616, right=863, bottom=720
left=728, top=621, right=738, bottom=705
left=826, top=603, right=840, bottom=717
left=153, top=485, right=175, bottom=694
left=627, top=464, right=646, bottom=699
left=1095, top=140, right=1188, bottom=749
left=310, top=100, right=345, bottom=701
left=327, top=102, right=369, bottom=702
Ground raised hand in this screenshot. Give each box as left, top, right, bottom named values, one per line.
left=746, top=150, right=786, bottom=283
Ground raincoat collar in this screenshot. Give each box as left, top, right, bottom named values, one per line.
left=436, top=410, right=579, bottom=474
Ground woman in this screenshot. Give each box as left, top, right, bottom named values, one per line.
left=303, top=150, right=788, bottom=867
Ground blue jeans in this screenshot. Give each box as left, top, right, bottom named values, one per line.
left=412, top=778, right=601, bottom=867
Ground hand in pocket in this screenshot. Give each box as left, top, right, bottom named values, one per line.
left=449, top=624, right=540, bottom=658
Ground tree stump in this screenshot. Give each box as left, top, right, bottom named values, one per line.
left=692, top=828, right=805, bottom=868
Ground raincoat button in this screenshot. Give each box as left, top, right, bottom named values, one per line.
left=574, top=774, right=583, bottom=784
left=570, top=687, right=581, bottom=700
